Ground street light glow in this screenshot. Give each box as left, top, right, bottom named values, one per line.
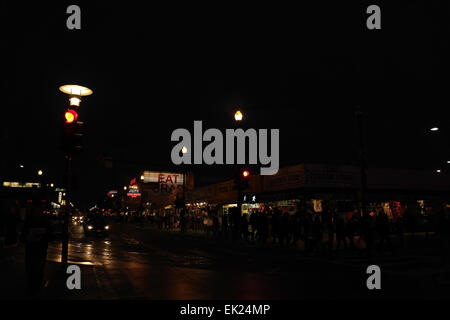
left=59, top=84, right=93, bottom=96
left=234, top=110, right=243, bottom=121
left=38, top=170, right=43, bottom=176
left=436, top=169, right=441, bottom=173
left=69, top=97, right=81, bottom=106
left=430, top=127, right=439, bottom=131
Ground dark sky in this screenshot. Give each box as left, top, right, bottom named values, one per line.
left=2, top=1, right=449, bottom=207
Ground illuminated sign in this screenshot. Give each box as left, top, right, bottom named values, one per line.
left=107, top=190, right=118, bottom=198
left=2, top=181, right=41, bottom=188
left=142, top=171, right=183, bottom=184
left=127, top=185, right=141, bottom=198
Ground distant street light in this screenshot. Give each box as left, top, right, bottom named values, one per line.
left=430, top=127, right=439, bottom=132
left=234, top=110, right=243, bottom=122
left=19, top=164, right=24, bottom=168
left=38, top=170, right=43, bottom=176
left=436, top=169, right=441, bottom=173
left=123, top=186, right=127, bottom=190
left=140, top=175, right=145, bottom=180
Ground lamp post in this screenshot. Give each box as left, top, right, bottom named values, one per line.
left=233, top=109, right=245, bottom=216
left=59, top=84, right=92, bottom=268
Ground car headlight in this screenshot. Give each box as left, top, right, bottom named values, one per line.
left=88, top=225, right=93, bottom=230
left=105, top=225, right=109, bottom=230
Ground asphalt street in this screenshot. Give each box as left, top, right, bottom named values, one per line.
left=40, top=222, right=450, bottom=299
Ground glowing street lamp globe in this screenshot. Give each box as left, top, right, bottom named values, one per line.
left=59, top=84, right=93, bottom=107
left=234, top=110, right=243, bottom=122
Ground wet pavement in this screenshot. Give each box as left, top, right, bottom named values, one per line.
left=35, top=222, right=450, bottom=299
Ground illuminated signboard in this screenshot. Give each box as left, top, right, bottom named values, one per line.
left=127, top=185, right=141, bottom=198
left=107, top=190, right=118, bottom=198
left=142, top=171, right=184, bottom=184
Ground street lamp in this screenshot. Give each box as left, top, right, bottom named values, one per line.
left=59, top=84, right=92, bottom=269
left=430, top=127, right=439, bottom=132
left=59, top=84, right=93, bottom=107
left=234, top=110, right=243, bottom=122
left=38, top=170, right=43, bottom=176
left=123, top=186, right=127, bottom=190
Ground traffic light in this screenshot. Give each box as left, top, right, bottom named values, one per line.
left=65, top=109, right=78, bottom=123
left=62, top=109, right=84, bottom=155
left=234, top=169, right=250, bottom=190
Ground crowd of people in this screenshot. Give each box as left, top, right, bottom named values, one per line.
left=133, top=202, right=450, bottom=260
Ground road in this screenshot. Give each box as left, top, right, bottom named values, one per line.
left=44, top=222, right=450, bottom=299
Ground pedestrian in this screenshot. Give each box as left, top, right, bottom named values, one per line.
left=359, top=214, right=375, bottom=257
left=249, top=210, right=257, bottom=242
left=310, top=215, right=322, bottom=254
left=375, top=208, right=395, bottom=255
left=346, top=214, right=357, bottom=251
left=241, top=213, right=249, bottom=242
left=279, top=212, right=290, bottom=247
left=257, top=211, right=268, bottom=245
left=4, top=200, right=20, bottom=263
left=231, top=207, right=241, bottom=244
left=271, top=209, right=281, bottom=245
left=435, top=206, right=450, bottom=266
left=20, top=200, right=54, bottom=296
left=335, top=215, right=347, bottom=252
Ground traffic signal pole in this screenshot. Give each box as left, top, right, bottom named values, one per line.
left=58, top=84, right=92, bottom=268
left=61, top=153, right=72, bottom=269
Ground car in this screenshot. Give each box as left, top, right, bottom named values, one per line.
left=72, top=215, right=85, bottom=225
left=84, top=217, right=111, bottom=236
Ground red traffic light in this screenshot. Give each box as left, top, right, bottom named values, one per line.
left=65, top=109, right=78, bottom=124
left=242, top=170, right=250, bottom=178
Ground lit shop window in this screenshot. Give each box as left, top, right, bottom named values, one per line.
left=2, top=181, right=40, bottom=188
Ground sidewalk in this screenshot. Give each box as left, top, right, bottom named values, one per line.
left=0, top=244, right=102, bottom=300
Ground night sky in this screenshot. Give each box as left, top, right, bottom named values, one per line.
left=2, top=1, right=449, bottom=207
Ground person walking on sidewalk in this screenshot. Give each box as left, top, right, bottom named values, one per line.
left=20, top=200, right=54, bottom=296
left=375, top=208, right=395, bottom=255
left=335, top=215, right=347, bottom=252
left=4, top=200, right=20, bottom=264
